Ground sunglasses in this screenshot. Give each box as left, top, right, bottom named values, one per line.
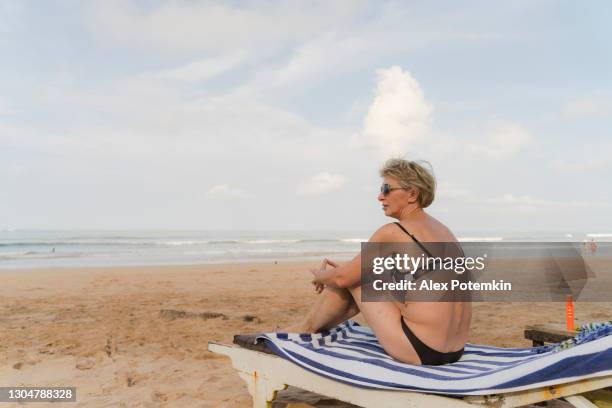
left=380, top=183, right=408, bottom=196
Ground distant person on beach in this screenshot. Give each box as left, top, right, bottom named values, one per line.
left=590, top=239, right=598, bottom=255
left=281, top=159, right=471, bottom=365
left=583, top=239, right=598, bottom=255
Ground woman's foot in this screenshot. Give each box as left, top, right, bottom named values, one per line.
left=275, top=323, right=313, bottom=333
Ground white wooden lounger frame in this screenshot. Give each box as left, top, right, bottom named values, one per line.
left=209, top=342, right=612, bottom=408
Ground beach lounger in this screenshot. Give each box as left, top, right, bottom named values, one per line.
left=208, top=320, right=612, bottom=407
left=524, top=323, right=578, bottom=347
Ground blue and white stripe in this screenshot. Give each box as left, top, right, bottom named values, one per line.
left=257, top=320, right=612, bottom=395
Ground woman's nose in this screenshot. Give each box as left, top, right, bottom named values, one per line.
left=378, top=192, right=385, bottom=201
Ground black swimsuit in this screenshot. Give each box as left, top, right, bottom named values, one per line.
left=393, top=222, right=464, bottom=365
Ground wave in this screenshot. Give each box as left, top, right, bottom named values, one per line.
left=242, top=239, right=300, bottom=244
left=0, top=240, right=210, bottom=247
left=0, top=237, right=366, bottom=247
left=458, top=237, right=504, bottom=242
left=159, top=240, right=210, bottom=246
left=229, top=238, right=362, bottom=244
left=586, top=233, right=612, bottom=238
left=0, top=252, right=84, bottom=261
left=0, top=239, right=218, bottom=247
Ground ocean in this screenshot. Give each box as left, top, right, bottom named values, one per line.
left=1, top=229, right=610, bottom=269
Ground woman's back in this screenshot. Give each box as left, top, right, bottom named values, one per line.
left=390, top=215, right=472, bottom=353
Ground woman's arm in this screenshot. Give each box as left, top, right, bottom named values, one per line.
left=312, top=255, right=361, bottom=288
left=312, top=224, right=396, bottom=289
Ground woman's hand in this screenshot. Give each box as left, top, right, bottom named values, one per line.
left=320, top=258, right=339, bottom=270
left=311, top=258, right=339, bottom=293
left=310, top=269, right=325, bottom=293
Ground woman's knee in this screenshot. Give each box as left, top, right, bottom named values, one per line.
left=325, top=285, right=352, bottom=300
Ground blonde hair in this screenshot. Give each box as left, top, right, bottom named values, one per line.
left=380, top=158, right=436, bottom=208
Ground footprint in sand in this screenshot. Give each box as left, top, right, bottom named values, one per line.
left=151, top=391, right=168, bottom=402
left=12, top=360, right=38, bottom=370
left=205, top=375, right=221, bottom=383
left=125, top=370, right=148, bottom=387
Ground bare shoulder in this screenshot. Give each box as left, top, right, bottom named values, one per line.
left=368, top=223, right=400, bottom=243
left=412, top=215, right=458, bottom=242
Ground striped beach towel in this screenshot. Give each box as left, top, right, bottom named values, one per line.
left=256, top=320, right=612, bottom=396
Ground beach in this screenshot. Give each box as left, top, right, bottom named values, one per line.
left=2, top=261, right=611, bottom=407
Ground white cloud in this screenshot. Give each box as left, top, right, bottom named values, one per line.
left=0, top=161, right=26, bottom=177
left=297, top=172, right=346, bottom=196
left=151, top=52, right=248, bottom=82
left=358, top=66, right=432, bottom=156
left=86, top=0, right=366, bottom=55
left=483, top=194, right=612, bottom=213
left=552, top=157, right=612, bottom=172
left=564, top=98, right=609, bottom=117
left=435, top=189, right=612, bottom=216
left=35, top=77, right=315, bottom=160
left=207, top=184, right=246, bottom=199
left=230, top=32, right=375, bottom=99
left=485, top=194, right=553, bottom=212
left=0, top=98, right=14, bottom=115
left=469, top=119, right=534, bottom=158
left=436, top=183, right=469, bottom=200
left=0, top=0, right=23, bottom=33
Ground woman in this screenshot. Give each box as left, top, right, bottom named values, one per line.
left=284, top=158, right=471, bottom=365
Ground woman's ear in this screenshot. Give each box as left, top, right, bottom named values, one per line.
left=406, top=188, right=419, bottom=204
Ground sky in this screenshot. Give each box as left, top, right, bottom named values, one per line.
left=1, top=0, right=611, bottom=233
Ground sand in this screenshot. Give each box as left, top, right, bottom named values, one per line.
left=1, top=262, right=611, bottom=407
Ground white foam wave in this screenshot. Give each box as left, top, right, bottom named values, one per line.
left=243, top=239, right=300, bottom=244
left=340, top=238, right=367, bottom=243
left=0, top=251, right=29, bottom=258
left=182, top=250, right=226, bottom=256
left=158, top=240, right=209, bottom=246
left=587, top=233, right=612, bottom=238
left=458, top=237, right=503, bottom=242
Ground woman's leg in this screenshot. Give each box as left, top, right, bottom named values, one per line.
left=282, top=284, right=420, bottom=364
left=346, top=285, right=420, bottom=364
left=284, top=286, right=360, bottom=333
